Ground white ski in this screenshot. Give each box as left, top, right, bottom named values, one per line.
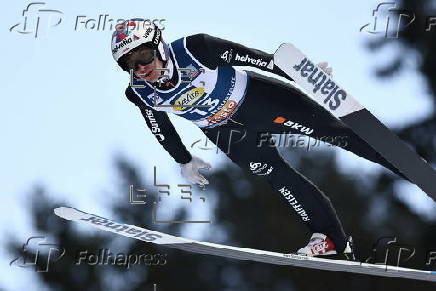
left=273, top=43, right=436, bottom=202
left=54, top=207, right=436, bottom=282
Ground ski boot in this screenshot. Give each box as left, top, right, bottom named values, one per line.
left=296, top=233, right=355, bottom=261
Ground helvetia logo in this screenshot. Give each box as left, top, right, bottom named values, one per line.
left=112, top=37, right=133, bottom=54
left=235, top=53, right=268, bottom=67
left=221, top=49, right=233, bottom=63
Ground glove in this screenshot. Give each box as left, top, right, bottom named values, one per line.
left=317, top=61, right=333, bottom=77
left=180, top=155, right=212, bottom=187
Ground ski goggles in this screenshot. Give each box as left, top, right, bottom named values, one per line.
left=123, top=47, right=157, bottom=71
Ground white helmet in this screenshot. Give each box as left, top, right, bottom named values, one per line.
left=111, top=18, right=169, bottom=69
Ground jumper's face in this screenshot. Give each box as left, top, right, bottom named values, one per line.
left=133, top=58, right=163, bottom=83
left=124, top=47, right=164, bottom=83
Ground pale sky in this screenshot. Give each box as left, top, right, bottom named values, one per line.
left=1, top=1, right=435, bottom=290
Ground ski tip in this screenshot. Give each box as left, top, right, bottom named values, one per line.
left=54, top=207, right=82, bottom=220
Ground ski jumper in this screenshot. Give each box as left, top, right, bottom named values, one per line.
left=124, top=33, right=402, bottom=252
